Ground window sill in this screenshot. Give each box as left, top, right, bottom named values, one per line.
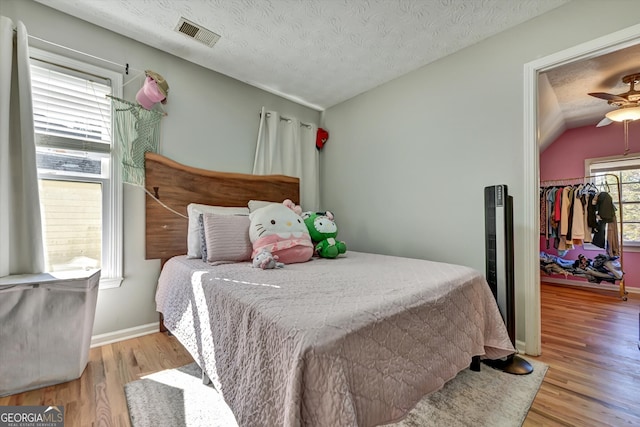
left=622, top=245, right=640, bottom=253
left=99, top=276, right=123, bottom=290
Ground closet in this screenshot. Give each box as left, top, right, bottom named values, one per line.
left=539, top=174, right=628, bottom=300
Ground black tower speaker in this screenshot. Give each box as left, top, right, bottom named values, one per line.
left=484, top=185, right=533, bottom=375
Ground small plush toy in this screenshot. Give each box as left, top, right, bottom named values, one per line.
left=252, top=248, right=284, bottom=269
left=249, top=202, right=314, bottom=264
left=302, top=211, right=347, bottom=259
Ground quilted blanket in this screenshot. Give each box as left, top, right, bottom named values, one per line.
left=156, top=252, right=514, bottom=427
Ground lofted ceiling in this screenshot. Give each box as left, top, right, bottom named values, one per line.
left=539, top=43, right=640, bottom=150
left=33, top=0, right=640, bottom=149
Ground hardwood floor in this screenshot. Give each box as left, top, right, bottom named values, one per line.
left=0, top=332, right=194, bottom=427
left=524, top=282, right=640, bottom=427
left=1, top=282, right=638, bottom=426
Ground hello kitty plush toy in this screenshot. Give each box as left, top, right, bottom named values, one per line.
left=249, top=202, right=313, bottom=264
left=282, top=199, right=302, bottom=216
left=302, top=210, right=346, bottom=259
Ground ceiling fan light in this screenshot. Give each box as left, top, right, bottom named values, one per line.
left=605, top=106, right=640, bottom=122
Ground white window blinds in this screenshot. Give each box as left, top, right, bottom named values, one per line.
left=31, top=60, right=112, bottom=153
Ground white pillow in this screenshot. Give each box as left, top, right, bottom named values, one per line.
left=186, top=204, right=249, bottom=258
left=248, top=199, right=278, bottom=212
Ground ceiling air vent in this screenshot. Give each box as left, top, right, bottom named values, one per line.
left=175, top=17, right=220, bottom=47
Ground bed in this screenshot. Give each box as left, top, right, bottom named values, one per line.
left=145, top=152, right=515, bottom=427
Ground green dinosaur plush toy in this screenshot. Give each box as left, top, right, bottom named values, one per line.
left=302, top=211, right=347, bottom=259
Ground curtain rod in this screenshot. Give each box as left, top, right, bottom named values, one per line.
left=14, top=28, right=140, bottom=75
left=260, top=112, right=312, bottom=129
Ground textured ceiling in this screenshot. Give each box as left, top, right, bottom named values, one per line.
left=36, top=0, right=639, bottom=150
left=35, top=0, right=569, bottom=110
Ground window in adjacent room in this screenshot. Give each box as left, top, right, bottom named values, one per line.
left=587, top=155, right=640, bottom=249
left=30, top=48, right=123, bottom=288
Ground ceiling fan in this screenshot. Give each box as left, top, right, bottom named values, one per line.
left=589, top=72, right=640, bottom=127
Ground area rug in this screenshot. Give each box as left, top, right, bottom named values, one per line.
left=125, top=358, right=547, bottom=427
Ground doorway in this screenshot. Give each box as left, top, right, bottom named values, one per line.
left=523, top=23, right=640, bottom=356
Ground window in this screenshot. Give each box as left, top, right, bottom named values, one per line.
left=30, top=48, right=123, bottom=288
left=587, top=155, right=640, bottom=248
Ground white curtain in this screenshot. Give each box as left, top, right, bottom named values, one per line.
left=0, top=17, right=45, bottom=276
left=253, top=107, right=320, bottom=211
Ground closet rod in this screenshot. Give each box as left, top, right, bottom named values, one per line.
left=540, top=173, right=613, bottom=186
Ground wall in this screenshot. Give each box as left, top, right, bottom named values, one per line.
left=540, top=121, right=640, bottom=289
left=321, top=1, right=640, bottom=345
left=2, top=0, right=320, bottom=337
left=6, top=0, right=640, bottom=347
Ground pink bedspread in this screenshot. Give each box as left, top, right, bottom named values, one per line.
left=156, top=251, right=514, bottom=426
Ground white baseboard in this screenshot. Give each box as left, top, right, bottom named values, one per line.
left=91, top=322, right=159, bottom=348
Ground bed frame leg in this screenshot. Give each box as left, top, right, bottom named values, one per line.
left=159, top=313, right=172, bottom=336
left=470, top=355, right=481, bottom=372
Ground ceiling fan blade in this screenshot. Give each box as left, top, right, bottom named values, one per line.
left=588, top=92, right=628, bottom=102
left=596, top=117, right=613, bottom=127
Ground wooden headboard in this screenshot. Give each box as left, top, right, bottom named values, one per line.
left=144, top=152, right=300, bottom=262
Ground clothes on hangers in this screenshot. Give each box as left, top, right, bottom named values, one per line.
left=540, top=181, right=618, bottom=258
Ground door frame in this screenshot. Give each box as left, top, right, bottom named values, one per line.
left=523, top=23, right=640, bottom=356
